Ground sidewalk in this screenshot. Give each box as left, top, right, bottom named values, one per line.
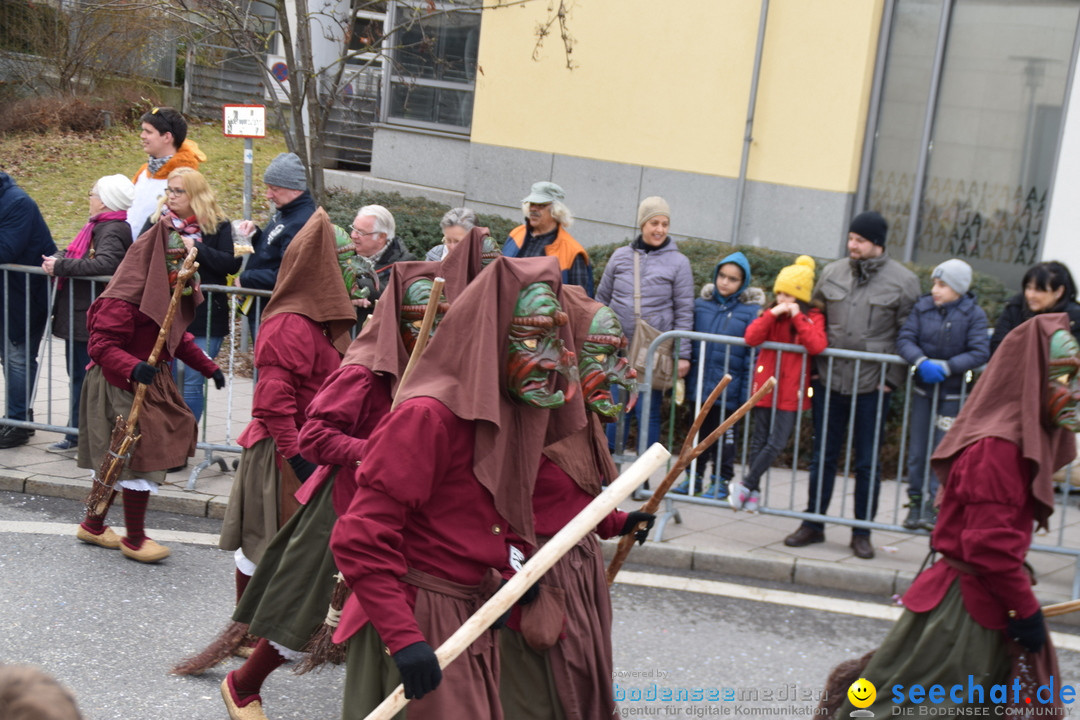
left=8, top=346, right=1080, bottom=626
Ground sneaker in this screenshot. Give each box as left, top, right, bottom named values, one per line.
left=902, top=499, right=922, bottom=530
left=47, top=438, right=76, bottom=453
left=704, top=479, right=729, bottom=500
left=0, top=425, right=30, bottom=449
left=728, top=481, right=751, bottom=510
left=744, top=491, right=761, bottom=512
left=671, top=479, right=692, bottom=495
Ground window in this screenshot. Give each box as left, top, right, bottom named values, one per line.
left=382, top=1, right=480, bottom=132
left=864, top=0, right=1080, bottom=286
left=346, top=6, right=387, bottom=67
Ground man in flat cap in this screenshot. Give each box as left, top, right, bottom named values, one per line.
left=503, top=181, right=593, bottom=296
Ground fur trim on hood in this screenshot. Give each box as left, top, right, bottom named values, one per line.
left=700, top=284, right=766, bottom=305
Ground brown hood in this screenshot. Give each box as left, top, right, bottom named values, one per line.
left=341, top=260, right=444, bottom=395
left=542, top=285, right=617, bottom=496
left=931, top=313, right=1077, bottom=530
left=99, top=220, right=201, bottom=356
left=262, top=207, right=356, bottom=355
left=394, top=255, right=571, bottom=546
left=438, top=225, right=490, bottom=300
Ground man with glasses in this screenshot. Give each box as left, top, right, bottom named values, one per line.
left=0, top=172, right=57, bottom=448
left=347, top=204, right=414, bottom=326
left=127, top=106, right=205, bottom=238
left=236, top=153, right=317, bottom=331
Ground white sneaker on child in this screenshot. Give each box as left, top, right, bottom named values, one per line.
left=744, top=490, right=761, bottom=513
left=728, top=481, right=751, bottom=510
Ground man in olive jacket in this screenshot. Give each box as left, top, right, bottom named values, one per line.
left=783, top=211, right=919, bottom=560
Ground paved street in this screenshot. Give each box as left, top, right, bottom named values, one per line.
left=4, top=492, right=1080, bottom=719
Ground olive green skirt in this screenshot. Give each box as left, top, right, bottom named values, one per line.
left=834, top=581, right=1010, bottom=718
left=233, top=470, right=340, bottom=651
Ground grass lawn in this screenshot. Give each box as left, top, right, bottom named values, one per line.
left=0, top=121, right=288, bottom=245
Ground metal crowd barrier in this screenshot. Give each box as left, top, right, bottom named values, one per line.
left=625, top=328, right=1080, bottom=597
left=0, top=264, right=270, bottom=492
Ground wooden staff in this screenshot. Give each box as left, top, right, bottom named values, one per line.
left=605, top=376, right=777, bottom=585
left=84, top=247, right=199, bottom=516
left=391, top=276, right=445, bottom=411
left=363, top=443, right=671, bottom=720
left=1043, top=598, right=1080, bottom=618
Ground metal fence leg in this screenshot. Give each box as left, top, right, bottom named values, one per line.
left=653, top=495, right=682, bottom=542
left=185, top=447, right=230, bottom=491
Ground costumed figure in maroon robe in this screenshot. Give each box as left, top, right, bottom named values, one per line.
left=329, top=255, right=577, bottom=720
left=75, top=221, right=224, bottom=563
left=500, top=285, right=653, bottom=720
left=217, top=208, right=355, bottom=651
left=216, top=229, right=495, bottom=718
left=825, top=314, right=1080, bottom=718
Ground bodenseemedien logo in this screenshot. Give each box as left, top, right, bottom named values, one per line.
left=848, top=678, right=876, bottom=717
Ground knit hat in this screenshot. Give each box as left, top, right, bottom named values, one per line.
left=932, top=258, right=972, bottom=296
left=263, top=152, right=307, bottom=191
left=848, top=211, right=888, bottom=247
left=94, top=174, right=135, bottom=212
left=774, top=255, right=816, bottom=303
left=637, top=196, right=670, bottom=228
left=522, top=181, right=565, bottom=205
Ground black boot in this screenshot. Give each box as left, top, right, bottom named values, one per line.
left=0, top=424, right=30, bottom=449
left=902, top=496, right=922, bottom=530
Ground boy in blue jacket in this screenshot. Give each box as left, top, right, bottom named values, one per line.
left=895, top=259, right=989, bottom=529
left=676, top=251, right=762, bottom=498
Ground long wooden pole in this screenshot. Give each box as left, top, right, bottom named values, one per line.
left=391, top=277, right=445, bottom=411
left=605, top=377, right=777, bottom=585
left=362, top=443, right=671, bottom=720
left=85, top=247, right=199, bottom=516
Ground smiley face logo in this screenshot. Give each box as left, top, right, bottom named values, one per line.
left=848, top=678, right=876, bottom=709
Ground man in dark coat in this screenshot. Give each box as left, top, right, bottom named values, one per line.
left=347, top=204, right=416, bottom=326
left=0, top=172, right=58, bottom=448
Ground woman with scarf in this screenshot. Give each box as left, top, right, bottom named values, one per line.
left=825, top=314, right=1079, bottom=718
left=74, top=221, right=225, bottom=563
left=144, top=167, right=241, bottom=427
left=42, top=174, right=135, bottom=451
left=330, top=256, right=577, bottom=720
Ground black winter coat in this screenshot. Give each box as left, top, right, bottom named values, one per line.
left=990, top=292, right=1080, bottom=355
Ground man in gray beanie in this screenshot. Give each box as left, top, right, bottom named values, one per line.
left=783, top=209, right=919, bottom=560
left=236, top=153, right=317, bottom=326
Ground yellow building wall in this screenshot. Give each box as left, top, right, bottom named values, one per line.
left=472, top=0, right=883, bottom=194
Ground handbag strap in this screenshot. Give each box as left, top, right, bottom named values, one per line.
left=632, top=250, right=642, bottom=321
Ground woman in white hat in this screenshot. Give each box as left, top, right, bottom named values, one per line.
left=41, top=174, right=135, bottom=451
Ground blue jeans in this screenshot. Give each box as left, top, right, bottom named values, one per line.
left=906, top=390, right=959, bottom=499
left=606, top=387, right=663, bottom=453
left=173, top=335, right=223, bottom=421
left=63, top=339, right=91, bottom=443
left=801, top=383, right=891, bottom=536
left=0, top=328, right=44, bottom=421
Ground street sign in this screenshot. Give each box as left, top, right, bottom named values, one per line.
left=222, top=104, right=266, bottom=138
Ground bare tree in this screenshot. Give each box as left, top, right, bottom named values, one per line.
left=0, top=0, right=173, bottom=95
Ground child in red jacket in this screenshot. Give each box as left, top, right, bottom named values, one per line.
left=729, top=256, right=826, bottom=511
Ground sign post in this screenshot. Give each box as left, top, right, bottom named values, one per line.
left=222, top=104, right=266, bottom=221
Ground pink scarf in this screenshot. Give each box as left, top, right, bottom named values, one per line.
left=58, top=210, right=128, bottom=290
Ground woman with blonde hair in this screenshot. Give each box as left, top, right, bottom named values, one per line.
left=142, top=167, right=241, bottom=434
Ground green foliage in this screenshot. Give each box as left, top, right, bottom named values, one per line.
left=323, top=188, right=518, bottom=257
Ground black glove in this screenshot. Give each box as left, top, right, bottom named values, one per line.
left=392, top=641, right=442, bottom=700
left=1007, top=609, right=1047, bottom=653
left=286, top=454, right=317, bottom=482
left=620, top=511, right=656, bottom=546
left=130, top=361, right=159, bottom=386
left=212, top=369, right=226, bottom=390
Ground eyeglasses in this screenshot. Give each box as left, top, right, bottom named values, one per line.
left=165, top=187, right=186, bottom=196
left=350, top=226, right=379, bottom=237
left=87, top=192, right=98, bottom=199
